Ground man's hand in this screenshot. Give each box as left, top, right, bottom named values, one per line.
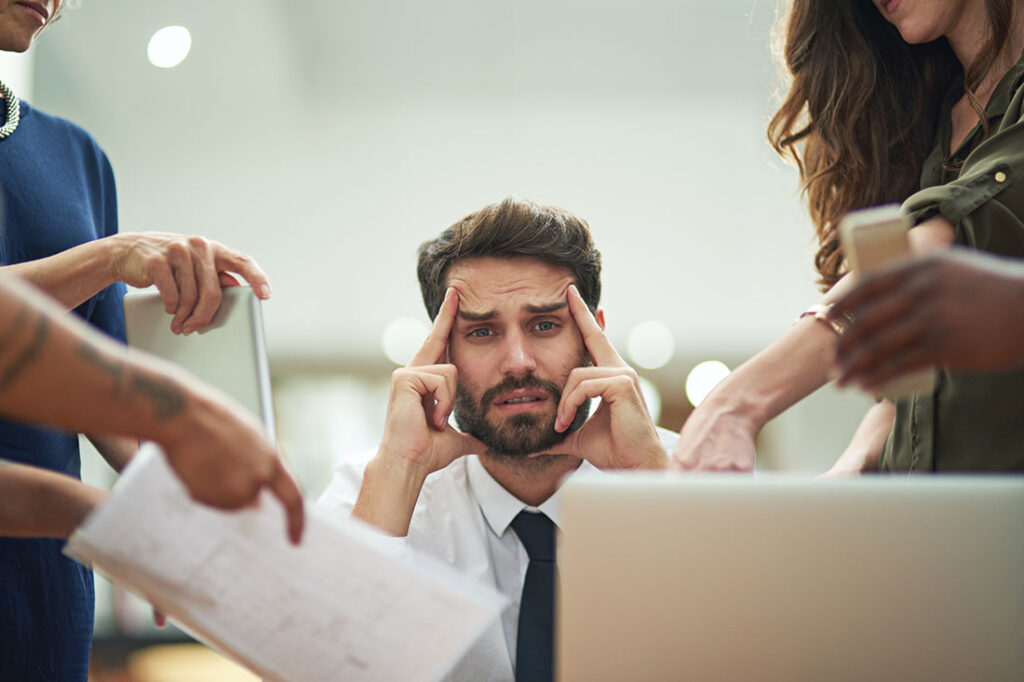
left=545, top=285, right=667, bottom=470
left=830, top=249, right=1024, bottom=390
left=353, top=289, right=485, bottom=535
left=378, top=288, right=487, bottom=476
left=111, top=232, right=271, bottom=335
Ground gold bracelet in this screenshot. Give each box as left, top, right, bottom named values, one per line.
left=796, top=303, right=853, bottom=335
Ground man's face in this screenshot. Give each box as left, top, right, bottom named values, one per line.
left=446, top=256, right=596, bottom=459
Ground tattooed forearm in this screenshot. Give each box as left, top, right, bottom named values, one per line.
left=76, top=338, right=185, bottom=420
left=0, top=303, right=29, bottom=354
left=76, top=342, right=126, bottom=392
left=129, top=372, right=186, bottom=420
left=0, top=311, right=49, bottom=392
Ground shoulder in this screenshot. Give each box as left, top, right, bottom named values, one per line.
left=20, top=101, right=99, bottom=143
left=316, top=447, right=377, bottom=514
left=317, top=451, right=474, bottom=516
left=14, top=101, right=112, bottom=169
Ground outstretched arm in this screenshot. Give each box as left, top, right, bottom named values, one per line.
left=832, top=248, right=1024, bottom=387
left=0, top=274, right=304, bottom=543
left=4, top=232, right=271, bottom=334
left=673, top=216, right=954, bottom=471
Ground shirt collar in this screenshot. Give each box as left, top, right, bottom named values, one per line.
left=984, top=45, right=1024, bottom=124
left=465, top=455, right=600, bottom=537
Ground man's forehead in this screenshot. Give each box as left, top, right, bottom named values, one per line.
left=446, top=257, right=575, bottom=315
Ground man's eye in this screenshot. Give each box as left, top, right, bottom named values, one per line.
left=535, top=321, right=558, bottom=332
left=469, top=328, right=493, bottom=338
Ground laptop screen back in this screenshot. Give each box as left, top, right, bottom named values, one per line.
left=557, top=473, right=1024, bottom=681
left=122, top=286, right=275, bottom=439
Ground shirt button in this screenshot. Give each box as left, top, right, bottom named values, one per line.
left=994, top=171, right=1007, bottom=183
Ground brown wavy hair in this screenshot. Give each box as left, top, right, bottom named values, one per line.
left=417, top=197, right=602, bottom=319
left=768, top=0, right=1016, bottom=290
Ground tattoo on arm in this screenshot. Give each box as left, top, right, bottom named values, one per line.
left=0, top=309, right=49, bottom=392
left=128, top=372, right=186, bottom=420
left=0, top=304, right=28, bottom=353
left=76, top=343, right=125, bottom=388
left=76, top=343, right=185, bottom=420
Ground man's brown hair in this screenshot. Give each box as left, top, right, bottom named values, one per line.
left=417, top=197, right=602, bottom=319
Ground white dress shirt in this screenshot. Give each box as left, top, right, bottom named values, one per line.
left=318, top=450, right=598, bottom=681
left=317, top=430, right=676, bottom=681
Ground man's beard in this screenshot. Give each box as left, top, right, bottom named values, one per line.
left=453, top=374, right=590, bottom=459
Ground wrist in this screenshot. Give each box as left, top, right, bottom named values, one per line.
left=368, top=444, right=432, bottom=490
left=633, top=442, right=670, bottom=470
left=697, top=387, right=766, bottom=439
left=834, top=447, right=876, bottom=474
left=102, top=233, right=132, bottom=285
left=353, top=452, right=429, bottom=537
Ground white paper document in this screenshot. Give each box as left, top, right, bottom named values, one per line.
left=67, top=444, right=504, bottom=682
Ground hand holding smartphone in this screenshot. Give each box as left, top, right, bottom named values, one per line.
left=838, top=205, right=937, bottom=398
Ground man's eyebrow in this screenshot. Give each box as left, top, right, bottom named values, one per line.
left=457, top=309, right=497, bottom=322
left=456, top=301, right=568, bottom=321
left=524, top=301, right=568, bottom=314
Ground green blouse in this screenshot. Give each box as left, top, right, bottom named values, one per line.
left=882, top=50, right=1024, bottom=472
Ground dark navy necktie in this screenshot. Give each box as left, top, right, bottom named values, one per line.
left=511, top=510, right=556, bottom=682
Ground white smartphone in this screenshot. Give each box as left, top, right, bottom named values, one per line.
left=838, top=205, right=936, bottom=398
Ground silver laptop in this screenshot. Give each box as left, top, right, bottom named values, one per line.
left=122, top=286, right=275, bottom=439
left=557, top=474, right=1024, bottom=681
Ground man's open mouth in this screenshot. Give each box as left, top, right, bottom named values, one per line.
left=493, top=389, right=550, bottom=410
left=502, top=396, right=543, bottom=404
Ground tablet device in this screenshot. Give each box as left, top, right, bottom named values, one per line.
left=557, top=473, right=1024, bottom=681
left=122, top=287, right=275, bottom=439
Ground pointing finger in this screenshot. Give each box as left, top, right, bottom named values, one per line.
left=267, top=461, right=305, bottom=545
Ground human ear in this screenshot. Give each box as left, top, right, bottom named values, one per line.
left=594, top=308, right=606, bottom=331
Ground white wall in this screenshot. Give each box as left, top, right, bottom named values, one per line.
left=33, top=0, right=874, bottom=474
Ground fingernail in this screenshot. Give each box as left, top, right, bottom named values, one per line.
left=259, top=284, right=272, bottom=298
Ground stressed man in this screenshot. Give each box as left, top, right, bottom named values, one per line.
left=319, top=198, right=672, bottom=681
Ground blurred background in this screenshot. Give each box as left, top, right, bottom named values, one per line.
left=3, top=0, right=876, bottom=677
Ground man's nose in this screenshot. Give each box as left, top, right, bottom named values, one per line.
left=499, top=329, right=538, bottom=376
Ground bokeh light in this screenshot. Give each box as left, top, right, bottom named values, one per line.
left=147, top=26, right=192, bottom=69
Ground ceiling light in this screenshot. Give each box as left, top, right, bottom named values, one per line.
left=148, top=26, right=192, bottom=69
